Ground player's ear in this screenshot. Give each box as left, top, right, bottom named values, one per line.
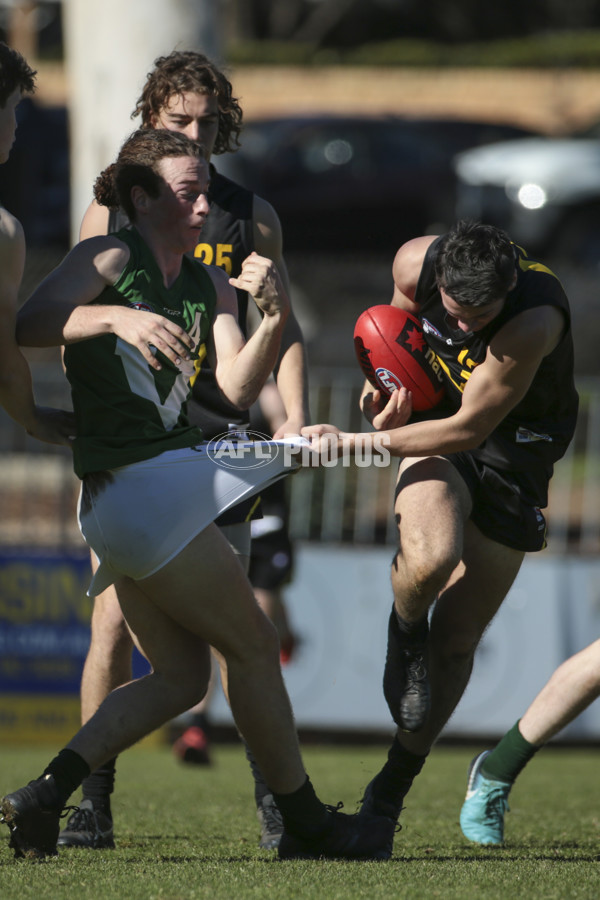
left=131, top=185, right=149, bottom=215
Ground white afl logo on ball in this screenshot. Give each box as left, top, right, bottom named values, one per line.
left=376, top=367, right=403, bottom=394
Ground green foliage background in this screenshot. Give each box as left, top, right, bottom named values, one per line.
left=228, top=31, right=600, bottom=68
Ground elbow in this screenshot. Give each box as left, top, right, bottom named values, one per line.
left=227, top=386, right=260, bottom=411
left=216, top=379, right=257, bottom=413
left=215, top=363, right=265, bottom=412
left=224, top=395, right=248, bottom=412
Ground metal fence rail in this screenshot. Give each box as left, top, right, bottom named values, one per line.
left=0, top=365, right=597, bottom=555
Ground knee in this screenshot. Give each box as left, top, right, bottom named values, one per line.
left=224, top=607, right=281, bottom=669
left=157, top=653, right=212, bottom=712
left=245, top=609, right=281, bottom=662
left=175, top=679, right=209, bottom=713
left=394, top=540, right=460, bottom=599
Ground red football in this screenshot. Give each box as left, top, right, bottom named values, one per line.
left=354, top=305, right=445, bottom=411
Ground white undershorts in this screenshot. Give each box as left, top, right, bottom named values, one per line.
left=78, top=439, right=306, bottom=595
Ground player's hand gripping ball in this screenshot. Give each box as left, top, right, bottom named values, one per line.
left=354, top=305, right=445, bottom=411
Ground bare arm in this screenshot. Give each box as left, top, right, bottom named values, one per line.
left=79, top=199, right=111, bottom=241
left=56, top=198, right=112, bottom=374
left=253, top=195, right=309, bottom=435
left=208, top=253, right=290, bottom=410
left=0, top=208, right=73, bottom=444
left=16, top=237, right=195, bottom=371
left=305, top=304, right=566, bottom=458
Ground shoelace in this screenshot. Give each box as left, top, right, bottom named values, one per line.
left=482, top=786, right=510, bottom=825
left=60, top=805, right=79, bottom=820
left=63, top=804, right=105, bottom=833
left=260, top=799, right=283, bottom=833
left=324, top=801, right=345, bottom=815
left=403, top=649, right=428, bottom=684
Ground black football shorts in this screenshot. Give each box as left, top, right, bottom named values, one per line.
left=445, top=451, right=548, bottom=552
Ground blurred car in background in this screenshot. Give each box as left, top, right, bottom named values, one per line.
left=217, top=115, right=539, bottom=257
left=454, top=120, right=600, bottom=266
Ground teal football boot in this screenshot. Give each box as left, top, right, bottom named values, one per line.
left=460, top=750, right=511, bottom=846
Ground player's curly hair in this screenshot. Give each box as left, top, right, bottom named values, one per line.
left=94, top=129, right=205, bottom=222
left=0, top=41, right=36, bottom=107
left=131, top=50, right=243, bottom=155
left=434, top=220, right=516, bottom=307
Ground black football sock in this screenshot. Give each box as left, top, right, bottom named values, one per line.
left=370, top=735, right=428, bottom=812
left=481, top=720, right=540, bottom=784
left=243, top=741, right=270, bottom=807
left=42, top=749, right=91, bottom=807
left=80, top=757, right=117, bottom=818
left=394, top=608, right=429, bottom=643
left=272, top=776, right=330, bottom=839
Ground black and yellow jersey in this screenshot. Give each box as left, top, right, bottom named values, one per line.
left=187, top=166, right=255, bottom=440
left=413, top=237, right=578, bottom=502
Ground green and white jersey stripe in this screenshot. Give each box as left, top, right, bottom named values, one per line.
left=65, top=227, right=218, bottom=478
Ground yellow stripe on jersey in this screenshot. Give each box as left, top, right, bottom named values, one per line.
left=190, top=343, right=208, bottom=387
left=245, top=495, right=262, bottom=522
left=514, top=243, right=559, bottom=280
left=434, top=352, right=476, bottom=394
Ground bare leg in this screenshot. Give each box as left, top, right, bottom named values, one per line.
left=68, top=580, right=212, bottom=765
left=391, top=456, right=473, bottom=624
left=80, top=570, right=133, bottom=724
left=519, top=638, right=600, bottom=745
left=458, top=637, right=600, bottom=846
left=183, top=520, right=251, bottom=721
left=254, top=585, right=295, bottom=656
left=362, top=457, right=524, bottom=820
left=383, top=456, right=472, bottom=732
left=68, top=524, right=306, bottom=795
left=400, top=519, right=524, bottom=756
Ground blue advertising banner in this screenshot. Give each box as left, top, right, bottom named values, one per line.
left=0, top=549, right=154, bottom=744
left=0, top=550, right=92, bottom=695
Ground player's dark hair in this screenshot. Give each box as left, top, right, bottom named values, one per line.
left=94, top=129, right=205, bottom=222
left=434, top=220, right=516, bottom=307
left=131, top=50, right=243, bottom=155
left=0, top=41, right=36, bottom=107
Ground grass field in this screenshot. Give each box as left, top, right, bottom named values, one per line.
left=0, top=742, right=598, bottom=899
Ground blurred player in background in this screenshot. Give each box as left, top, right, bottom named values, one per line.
left=460, top=637, right=600, bottom=845
left=249, top=381, right=298, bottom=666
left=59, top=50, right=308, bottom=852
left=0, top=42, right=72, bottom=446
left=302, top=220, right=578, bottom=845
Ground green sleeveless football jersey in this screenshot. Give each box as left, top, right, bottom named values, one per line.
left=64, top=227, right=218, bottom=477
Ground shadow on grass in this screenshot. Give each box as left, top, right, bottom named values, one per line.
left=390, top=851, right=600, bottom=863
